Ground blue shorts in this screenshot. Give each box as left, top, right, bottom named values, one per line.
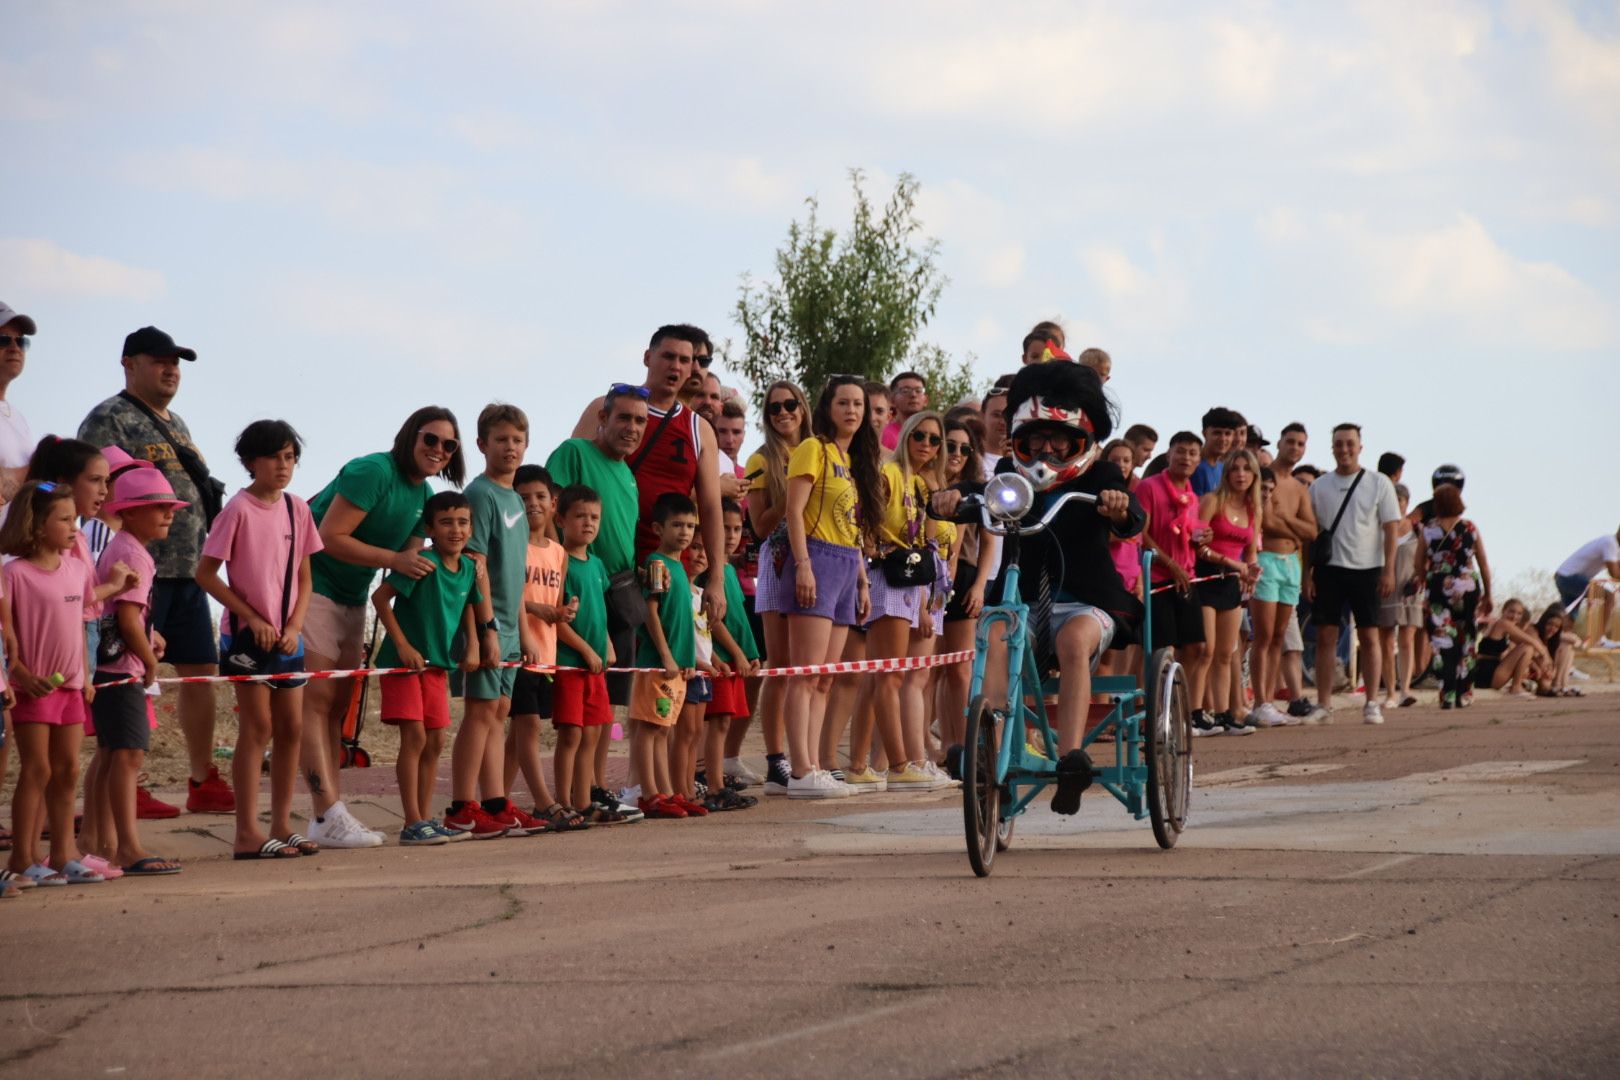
left=464, top=638, right=519, bottom=701
left=1051, top=602, right=1116, bottom=673
left=151, top=578, right=220, bottom=666
left=1555, top=573, right=1589, bottom=613
left=686, top=674, right=713, bottom=704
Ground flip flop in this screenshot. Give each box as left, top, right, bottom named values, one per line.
left=56, top=859, right=106, bottom=884
left=123, top=856, right=182, bottom=876
left=276, top=833, right=320, bottom=856
left=234, top=839, right=300, bottom=861
left=79, top=854, right=125, bottom=880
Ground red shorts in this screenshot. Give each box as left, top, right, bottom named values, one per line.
left=552, top=670, right=612, bottom=728
left=379, top=669, right=451, bottom=730
left=705, top=673, right=749, bottom=719
left=12, top=687, right=89, bottom=727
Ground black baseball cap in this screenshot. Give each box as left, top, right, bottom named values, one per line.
left=122, top=326, right=197, bottom=361
left=1246, top=425, right=1271, bottom=448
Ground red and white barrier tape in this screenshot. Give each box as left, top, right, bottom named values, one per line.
left=96, top=651, right=975, bottom=688
left=1149, top=571, right=1239, bottom=596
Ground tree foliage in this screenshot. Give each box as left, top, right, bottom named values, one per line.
left=736, top=170, right=976, bottom=410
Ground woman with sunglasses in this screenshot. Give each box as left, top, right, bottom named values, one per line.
left=300, top=407, right=467, bottom=846
left=734, top=381, right=810, bottom=792
left=934, top=415, right=994, bottom=767
left=765, top=376, right=883, bottom=798
left=846, top=409, right=948, bottom=793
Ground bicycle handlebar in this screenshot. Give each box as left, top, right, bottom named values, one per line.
left=955, top=488, right=1097, bottom=536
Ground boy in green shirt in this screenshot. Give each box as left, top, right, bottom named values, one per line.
left=697, top=501, right=760, bottom=812
left=629, top=493, right=700, bottom=820
left=371, top=492, right=486, bottom=845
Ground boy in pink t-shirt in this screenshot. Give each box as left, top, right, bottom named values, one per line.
left=1135, top=432, right=1211, bottom=662
left=196, top=421, right=324, bottom=860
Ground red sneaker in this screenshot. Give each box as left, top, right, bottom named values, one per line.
left=638, top=794, right=687, bottom=819
left=492, top=802, right=553, bottom=836
left=671, top=794, right=709, bottom=817
left=442, top=803, right=509, bottom=840
left=136, top=785, right=182, bottom=819
left=185, top=767, right=235, bottom=814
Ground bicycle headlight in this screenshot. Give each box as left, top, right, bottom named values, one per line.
left=984, top=473, right=1034, bottom=522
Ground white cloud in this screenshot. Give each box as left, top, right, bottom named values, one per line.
left=447, top=112, right=535, bottom=153
left=0, top=239, right=166, bottom=301
left=1077, top=242, right=1189, bottom=336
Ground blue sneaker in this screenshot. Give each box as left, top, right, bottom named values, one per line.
left=430, top=818, right=469, bottom=843
left=401, top=820, right=449, bottom=846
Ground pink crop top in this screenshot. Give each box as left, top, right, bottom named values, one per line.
left=1204, top=509, right=1253, bottom=563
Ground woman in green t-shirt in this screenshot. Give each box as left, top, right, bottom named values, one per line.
left=299, top=406, right=467, bottom=849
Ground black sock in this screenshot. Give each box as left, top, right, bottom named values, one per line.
left=448, top=800, right=469, bottom=815
left=480, top=797, right=508, bottom=815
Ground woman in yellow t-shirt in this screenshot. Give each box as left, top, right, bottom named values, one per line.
left=776, top=376, right=883, bottom=799
left=846, top=410, right=947, bottom=792
left=734, top=380, right=810, bottom=792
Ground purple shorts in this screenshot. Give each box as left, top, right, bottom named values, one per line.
left=760, top=537, right=863, bottom=627
left=865, top=567, right=922, bottom=627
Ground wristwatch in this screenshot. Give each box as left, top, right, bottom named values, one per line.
left=480, top=618, right=499, bottom=634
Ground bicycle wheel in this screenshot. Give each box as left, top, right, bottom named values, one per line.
left=1144, top=647, right=1192, bottom=849
left=963, top=695, right=1003, bottom=876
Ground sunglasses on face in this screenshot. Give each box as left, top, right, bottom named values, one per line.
left=767, top=398, right=801, bottom=416
left=0, top=335, right=30, bottom=351
left=945, top=440, right=971, bottom=456
left=695, top=354, right=712, bottom=369
left=610, top=382, right=651, bottom=399
left=1014, top=430, right=1086, bottom=457
left=419, top=431, right=460, bottom=455
left=909, top=431, right=942, bottom=447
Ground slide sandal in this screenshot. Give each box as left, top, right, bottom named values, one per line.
left=23, top=863, right=68, bottom=887
left=0, top=868, right=37, bottom=891
left=57, top=859, right=106, bottom=884
left=276, top=833, right=320, bottom=855
left=80, top=854, right=124, bottom=880
left=234, top=839, right=300, bottom=861
left=123, top=857, right=182, bottom=876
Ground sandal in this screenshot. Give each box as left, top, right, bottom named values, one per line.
left=24, top=863, right=68, bottom=887
left=539, top=804, right=592, bottom=832
left=0, top=867, right=37, bottom=891
left=80, top=854, right=125, bottom=880
left=277, top=833, right=320, bottom=856
left=1562, top=687, right=1585, bottom=698
left=123, top=856, right=182, bottom=876
left=585, top=804, right=629, bottom=825
left=234, top=839, right=301, bottom=861
left=55, top=859, right=106, bottom=884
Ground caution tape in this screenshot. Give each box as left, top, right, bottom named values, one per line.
left=94, top=651, right=975, bottom=689
left=1149, top=571, right=1240, bottom=596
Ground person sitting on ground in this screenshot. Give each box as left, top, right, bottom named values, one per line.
left=1533, top=604, right=1584, bottom=697
left=1472, top=599, right=1551, bottom=698
left=935, top=360, right=1144, bottom=815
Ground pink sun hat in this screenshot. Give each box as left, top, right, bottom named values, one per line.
left=105, top=467, right=189, bottom=516
left=100, top=445, right=157, bottom=483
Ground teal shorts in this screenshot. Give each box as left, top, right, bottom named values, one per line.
left=1254, top=551, right=1302, bottom=606
left=463, top=638, right=519, bottom=701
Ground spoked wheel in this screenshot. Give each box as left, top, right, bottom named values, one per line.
left=963, top=695, right=1005, bottom=876
left=1144, top=647, right=1192, bottom=849
left=996, top=812, right=1016, bottom=852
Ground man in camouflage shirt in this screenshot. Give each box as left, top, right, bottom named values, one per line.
left=78, top=326, right=234, bottom=814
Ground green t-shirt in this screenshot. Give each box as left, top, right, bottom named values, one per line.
left=309, top=452, right=430, bottom=606
left=375, top=548, right=482, bottom=671
left=544, top=438, right=637, bottom=578
left=720, top=563, right=760, bottom=661
left=465, top=474, right=525, bottom=653
left=557, top=551, right=610, bottom=669
left=636, top=551, right=695, bottom=669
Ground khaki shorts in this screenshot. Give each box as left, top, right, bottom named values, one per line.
left=302, top=593, right=367, bottom=665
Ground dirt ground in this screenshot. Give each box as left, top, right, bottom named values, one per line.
left=2, top=671, right=1617, bottom=1078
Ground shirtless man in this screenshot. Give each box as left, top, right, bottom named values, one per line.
left=1248, top=447, right=1316, bottom=726
left=1265, top=422, right=1315, bottom=719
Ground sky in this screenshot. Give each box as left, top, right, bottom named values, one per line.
left=3, top=0, right=1616, bottom=594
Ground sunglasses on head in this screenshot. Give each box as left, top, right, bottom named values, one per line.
left=909, top=430, right=942, bottom=447
left=945, top=439, right=971, bottom=455
left=0, top=335, right=30, bottom=351
left=609, top=382, right=651, bottom=399
left=419, top=431, right=460, bottom=455
left=766, top=398, right=801, bottom=416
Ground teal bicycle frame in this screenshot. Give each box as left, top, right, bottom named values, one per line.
left=966, top=546, right=1157, bottom=821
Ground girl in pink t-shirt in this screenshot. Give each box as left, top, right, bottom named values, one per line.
left=196, top=420, right=324, bottom=860
left=1099, top=441, right=1146, bottom=684
left=0, top=481, right=106, bottom=886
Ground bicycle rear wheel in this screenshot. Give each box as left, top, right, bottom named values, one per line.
left=1145, top=647, right=1191, bottom=849
left=963, top=695, right=1003, bottom=876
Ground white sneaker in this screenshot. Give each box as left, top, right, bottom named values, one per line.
left=1569, top=668, right=1591, bottom=681
left=1272, top=702, right=1302, bottom=727
left=787, top=769, right=852, bottom=799
left=1302, top=705, right=1333, bottom=725
left=723, top=756, right=763, bottom=786
left=308, top=801, right=385, bottom=848
left=1597, top=637, right=1620, bottom=650
left=923, top=760, right=960, bottom=789
left=1363, top=702, right=1385, bottom=725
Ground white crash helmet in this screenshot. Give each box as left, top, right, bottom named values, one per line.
left=1007, top=394, right=1099, bottom=492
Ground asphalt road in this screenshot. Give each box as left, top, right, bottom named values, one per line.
left=3, top=689, right=1617, bottom=1078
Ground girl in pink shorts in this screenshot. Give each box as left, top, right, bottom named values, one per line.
left=1, top=481, right=106, bottom=888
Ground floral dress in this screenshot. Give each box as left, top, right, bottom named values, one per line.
left=1422, top=518, right=1482, bottom=706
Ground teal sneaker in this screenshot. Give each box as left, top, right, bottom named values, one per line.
left=400, top=820, right=449, bottom=846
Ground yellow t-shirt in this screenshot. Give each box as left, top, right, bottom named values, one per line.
left=745, top=450, right=772, bottom=493
left=876, top=461, right=927, bottom=549
left=788, top=438, right=860, bottom=549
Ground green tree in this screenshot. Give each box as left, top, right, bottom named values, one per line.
left=735, top=169, right=976, bottom=410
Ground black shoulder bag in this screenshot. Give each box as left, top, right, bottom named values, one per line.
left=1311, top=469, right=1364, bottom=570
left=117, top=390, right=226, bottom=527
left=221, top=496, right=297, bottom=676
left=878, top=474, right=938, bottom=588
left=604, top=405, right=681, bottom=635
